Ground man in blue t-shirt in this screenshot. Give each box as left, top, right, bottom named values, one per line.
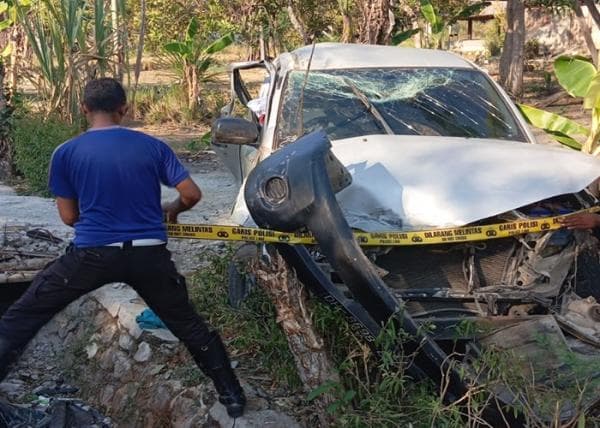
left=0, top=78, right=245, bottom=417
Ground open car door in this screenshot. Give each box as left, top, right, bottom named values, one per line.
left=212, top=60, right=274, bottom=184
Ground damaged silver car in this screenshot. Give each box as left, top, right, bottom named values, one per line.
left=212, top=43, right=600, bottom=423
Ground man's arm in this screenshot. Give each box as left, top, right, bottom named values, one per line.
left=162, top=177, right=202, bottom=223
left=56, top=197, right=80, bottom=227
left=560, top=213, right=600, bottom=230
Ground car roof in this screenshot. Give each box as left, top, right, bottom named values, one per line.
left=275, top=43, right=475, bottom=72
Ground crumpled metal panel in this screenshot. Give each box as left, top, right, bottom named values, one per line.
left=331, top=135, right=600, bottom=231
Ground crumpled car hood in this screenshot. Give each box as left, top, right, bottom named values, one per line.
left=332, top=135, right=600, bottom=230
left=232, top=135, right=600, bottom=230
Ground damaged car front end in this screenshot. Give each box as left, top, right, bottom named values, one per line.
left=213, top=43, right=600, bottom=423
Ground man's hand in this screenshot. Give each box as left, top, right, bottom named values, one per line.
left=162, top=201, right=180, bottom=223
left=559, top=213, right=600, bottom=230
left=162, top=177, right=202, bottom=223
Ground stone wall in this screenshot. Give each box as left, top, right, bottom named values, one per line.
left=2, top=283, right=302, bottom=427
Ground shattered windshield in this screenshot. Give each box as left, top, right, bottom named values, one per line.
left=275, top=68, right=527, bottom=145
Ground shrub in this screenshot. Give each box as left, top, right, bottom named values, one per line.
left=13, top=114, right=79, bottom=195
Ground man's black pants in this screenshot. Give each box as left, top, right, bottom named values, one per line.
left=0, top=244, right=212, bottom=356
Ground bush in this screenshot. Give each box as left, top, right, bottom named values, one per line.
left=13, top=114, right=79, bottom=195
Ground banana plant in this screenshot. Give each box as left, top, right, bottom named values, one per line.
left=518, top=56, right=600, bottom=155
left=163, top=17, right=234, bottom=112
left=393, top=0, right=490, bottom=48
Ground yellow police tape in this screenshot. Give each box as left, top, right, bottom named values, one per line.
left=167, top=207, right=600, bottom=247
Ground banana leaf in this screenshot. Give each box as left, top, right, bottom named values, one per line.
left=203, top=33, right=234, bottom=55
left=518, top=104, right=589, bottom=149
left=554, top=56, right=596, bottom=98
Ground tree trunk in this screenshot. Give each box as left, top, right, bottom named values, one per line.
left=499, top=0, right=525, bottom=97
left=0, top=62, right=12, bottom=181
left=574, top=0, right=599, bottom=66
left=338, top=0, right=354, bottom=43
left=130, top=0, right=146, bottom=118
left=287, top=1, right=310, bottom=45
left=357, top=0, right=392, bottom=45
left=259, top=29, right=266, bottom=60
left=111, top=0, right=124, bottom=81
left=341, top=13, right=353, bottom=42
left=583, top=0, right=600, bottom=30
left=251, top=252, right=338, bottom=426
left=8, top=26, right=20, bottom=94
left=186, top=64, right=199, bottom=113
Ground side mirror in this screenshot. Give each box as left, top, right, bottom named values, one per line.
left=212, top=117, right=259, bottom=146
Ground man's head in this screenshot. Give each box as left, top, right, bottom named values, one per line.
left=82, top=78, right=128, bottom=125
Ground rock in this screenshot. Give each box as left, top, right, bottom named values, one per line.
left=99, top=323, right=117, bottom=343
left=33, top=381, right=53, bottom=395
left=85, top=342, right=99, bottom=359
left=149, top=328, right=179, bottom=343
left=0, top=379, right=25, bottom=398
left=98, top=348, right=115, bottom=371
left=92, top=283, right=134, bottom=318
left=112, top=351, right=133, bottom=380
left=116, top=302, right=146, bottom=339
left=118, top=334, right=135, bottom=352
left=100, top=385, right=115, bottom=408
left=111, top=383, right=139, bottom=416
left=134, top=342, right=152, bottom=363
left=149, top=364, right=165, bottom=376
left=208, top=403, right=301, bottom=428
left=170, top=395, right=206, bottom=428
left=149, top=384, right=173, bottom=414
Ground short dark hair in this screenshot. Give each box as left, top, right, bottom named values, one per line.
left=83, top=78, right=127, bottom=113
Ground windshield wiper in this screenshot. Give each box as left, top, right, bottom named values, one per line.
left=343, top=77, right=394, bottom=135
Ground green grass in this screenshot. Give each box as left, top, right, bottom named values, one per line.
left=187, top=249, right=302, bottom=388
left=187, top=251, right=600, bottom=427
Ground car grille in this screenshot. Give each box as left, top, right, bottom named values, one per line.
left=376, top=239, right=516, bottom=292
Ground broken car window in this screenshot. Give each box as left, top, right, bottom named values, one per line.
left=275, top=68, right=527, bottom=145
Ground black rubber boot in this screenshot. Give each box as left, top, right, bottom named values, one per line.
left=0, top=336, right=18, bottom=382
left=193, top=332, right=246, bottom=418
